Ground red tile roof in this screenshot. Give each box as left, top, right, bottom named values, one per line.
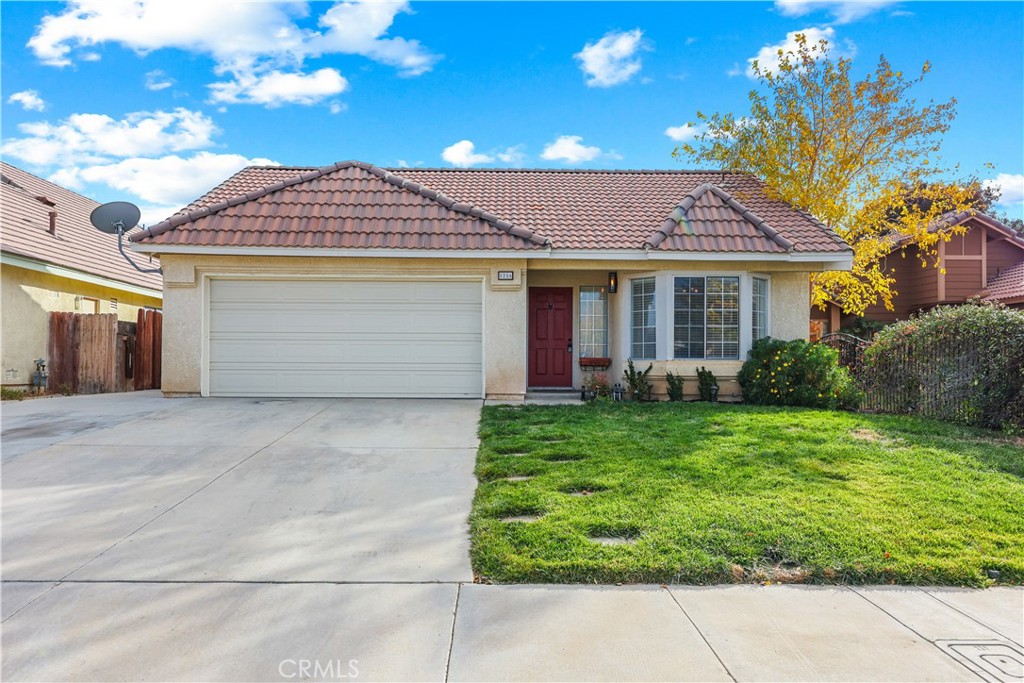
left=133, top=161, right=850, bottom=254
left=1, top=162, right=162, bottom=291
left=983, top=261, right=1024, bottom=303
left=133, top=162, right=547, bottom=250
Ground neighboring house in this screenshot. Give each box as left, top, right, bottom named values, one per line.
left=810, top=212, right=1024, bottom=337
left=128, top=161, right=852, bottom=401
left=1, top=162, right=163, bottom=389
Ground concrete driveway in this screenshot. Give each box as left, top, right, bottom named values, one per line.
left=2, top=393, right=478, bottom=679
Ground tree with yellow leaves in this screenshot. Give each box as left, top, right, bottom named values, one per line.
left=674, top=33, right=984, bottom=316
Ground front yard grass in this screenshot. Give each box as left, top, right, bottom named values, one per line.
left=471, top=402, right=1024, bottom=586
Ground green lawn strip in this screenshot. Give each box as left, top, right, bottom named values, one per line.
left=470, top=403, right=1024, bottom=585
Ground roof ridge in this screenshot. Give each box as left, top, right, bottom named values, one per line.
left=645, top=183, right=795, bottom=251
left=391, top=167, right=748, bottom=175
left=131, top=161, right=551, bottom=247
left=0, top=161, right=101, bottom=207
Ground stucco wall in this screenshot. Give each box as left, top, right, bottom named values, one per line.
left=158, top=255, right=529, bottom=399
left=157, top=254, right=816, bottom=401
left=1, top=264, right=162, bottom=388
left=532, top=262, right=814, bottom=401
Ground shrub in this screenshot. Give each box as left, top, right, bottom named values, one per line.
left=696, top=366, right=719, bottom=401
left=739, top=337, right=860, bottom=409
left=583, top=372, right=612, bottom=398
left=623, top=359, right=653, bottom=401
left=862, top=303, right=1024, bottom=431
left=665, top=372, right=685, bottom=401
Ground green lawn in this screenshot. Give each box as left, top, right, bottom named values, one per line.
left=471, top=402, right=1024, bottom=586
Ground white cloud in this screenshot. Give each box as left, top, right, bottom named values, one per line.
left=985, top=173, right=1024, bottom=206
left=144, top=69, right=174, bottom=91
left=310, top=1, right=440, bottom=77
left=209, top=68, right=348, bottom=107
left=664, top=123, right=706, bottom=143
left=53, top=151, right=278, bottom=207
left=7, top=90, right=47, bottom=111
left=738, top=26, right=841, bottom=79
left=774, top=0, right=900, bottom=24
left=1, top=108, right=218, bottom=167
left=574, top=29, right=646, bottom=88
left=497, top=145, right=527, bottom=167
left=26, top=0, right=439, bottom=108
left=441, top=140, right=494, bottom=167
left=540, top=135, right=619, bottom=164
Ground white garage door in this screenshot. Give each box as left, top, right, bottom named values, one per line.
left=208, top=279, right=483, bottom=398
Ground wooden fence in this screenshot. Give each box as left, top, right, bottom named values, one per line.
left=134, top=308, right=162, bottom=391
left=47, top=310, right=162, bottom=394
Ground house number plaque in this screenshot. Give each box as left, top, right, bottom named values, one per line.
left=497, top=271, right=514, bottom=281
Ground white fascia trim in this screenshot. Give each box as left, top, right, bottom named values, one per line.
left=1, top=251, right=163, bottom=300
left=130, top=244, right=550, bottom=259
left=130, top=243, right=854, bottom=269
left=644, top=250, right=854, bottom=267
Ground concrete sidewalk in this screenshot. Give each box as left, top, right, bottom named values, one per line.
left=3, top=580, right=1021, bottom=681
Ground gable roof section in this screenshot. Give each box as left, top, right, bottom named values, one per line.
left=136, top=162, right=851, bottom=255
left=132, top=161, right=549, bottom=250
left=1, top=162, right=162, bottom=292
left=396, top=168, right=848, bottom=253
left=982, top=261, right=1024, bottom=304
left=645, top=183, right=794, bottom=253
left=893, top=211, right=1024, bottom=251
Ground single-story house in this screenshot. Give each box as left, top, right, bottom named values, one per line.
left=129, top=161, right=852, bottom=401
left=811, top=211, right=1024, bottom=337
left=1, top=162, right=163, bottom=390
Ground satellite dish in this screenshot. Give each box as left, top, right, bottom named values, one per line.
left=89, top=200, right=162, bottom=275
left=90, top=201, right=141, bottom=234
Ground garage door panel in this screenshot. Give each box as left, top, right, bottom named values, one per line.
left=208, top=279, right=484, bottom=398
left=210, top=338, right=482, bottom=365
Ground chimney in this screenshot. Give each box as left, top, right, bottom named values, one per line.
left=48, top=211, right=57, bottom=235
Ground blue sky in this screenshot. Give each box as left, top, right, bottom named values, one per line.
left=2, top=1, right=1022, bottom=225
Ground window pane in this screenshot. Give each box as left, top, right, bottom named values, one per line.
left=752, top=277, right=768, bottom=342
left=674, top=276, right=705, bottom=358
left=631, top=278, right=656, bottom=359
left=579, top=286, right=608, bottom=357
left=706, top=276, right=740, bottom=359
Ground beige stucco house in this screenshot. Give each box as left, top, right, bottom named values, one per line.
left=1, top=162, right=162, bottom=390
left=129, top=161, right=852, bottom=401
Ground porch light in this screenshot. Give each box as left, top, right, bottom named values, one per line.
left=608, top=272, right=618, bottom=294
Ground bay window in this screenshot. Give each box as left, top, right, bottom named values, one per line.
left=629, top=272, right=769, bottom=361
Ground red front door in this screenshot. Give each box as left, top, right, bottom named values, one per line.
left=528, top=287, right=573, bottom=387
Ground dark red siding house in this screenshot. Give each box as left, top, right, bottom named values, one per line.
left=811, top=212, right=1024, bottom=338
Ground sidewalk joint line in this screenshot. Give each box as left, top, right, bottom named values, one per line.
left=444, top=583, right=463, bottom=683
left=845, top=586, right=991, bottom=679
left=915, top=586, right=1023, bottom=645
left=664, top=586, right=737, bottom=682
